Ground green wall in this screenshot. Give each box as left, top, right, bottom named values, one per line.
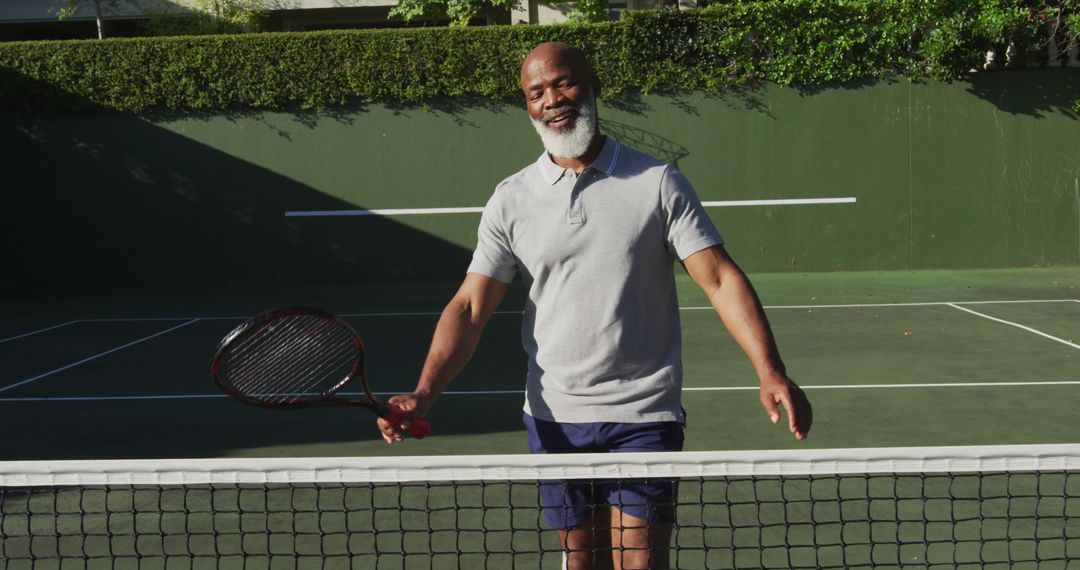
left=3, top=70, right=1077, bottom=291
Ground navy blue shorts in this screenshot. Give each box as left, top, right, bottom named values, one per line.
left=523, top=413, right=685, bottom=530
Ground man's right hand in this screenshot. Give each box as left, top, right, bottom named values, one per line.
left=377, top=391, right=432, bottom=444
left=376, top=273, right=510, bottom=445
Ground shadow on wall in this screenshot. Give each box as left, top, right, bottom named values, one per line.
left=964, top=68, right=1080, bottom=120
left=616, top=69, right=1080, bottom=122
left=600, top=118, right=690, bottom=166
left=0, top=67, right=476, bottom=294
left=0, top=67, right=535, bottom=455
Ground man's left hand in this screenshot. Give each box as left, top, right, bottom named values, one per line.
left=759, top=372, right=812, bottom=440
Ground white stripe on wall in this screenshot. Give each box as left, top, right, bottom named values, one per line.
left=284, top=198, right=857, bottom=218
left=701, top=197, right=857, bottom=207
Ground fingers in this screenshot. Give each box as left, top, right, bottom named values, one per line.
left=779, top=391, right=801, bottom=436
left=791, top=385, right=813, bottom=439
left=760, top=380, right=812, bottom=440
left=779, top=385, right=811, bottom=440
left=760, top=393, right=781, bottom=425
left=376, top=415, right=404, bottom=445
left=378, top=394, right=427, bottom=445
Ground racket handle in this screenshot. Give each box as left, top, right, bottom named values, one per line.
left=384, top=404, right=431, bottom=440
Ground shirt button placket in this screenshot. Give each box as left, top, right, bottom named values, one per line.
left=568, top=171, right=586, bottom=225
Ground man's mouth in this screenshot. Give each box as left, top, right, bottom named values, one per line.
left=544, top=108, right=577, bottom=129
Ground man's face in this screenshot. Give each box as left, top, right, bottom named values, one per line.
left=520, top=52, right=593, bottom=132
left=520, top=48, right=599, bottom=159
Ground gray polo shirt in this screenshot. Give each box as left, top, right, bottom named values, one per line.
left=468, top=137, right=723, bottom=424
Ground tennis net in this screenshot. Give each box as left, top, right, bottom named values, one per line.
left=1, top=444, right=1077, bottom=569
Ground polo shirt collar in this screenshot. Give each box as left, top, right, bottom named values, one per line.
left=589, top=136, right=620, bottom=176
left=536, top=136, right=621, bottom=185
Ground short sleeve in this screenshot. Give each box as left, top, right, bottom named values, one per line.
left=660, top=165, right=724, bottom=260
left=466, top=191, right=518, bottom=284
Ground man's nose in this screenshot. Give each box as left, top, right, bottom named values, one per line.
left=543, top=87, right=566, bottom=109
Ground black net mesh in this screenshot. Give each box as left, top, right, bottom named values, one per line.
left=2, top=462, right=1078, bottom=569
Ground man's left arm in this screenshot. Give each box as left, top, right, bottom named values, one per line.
left=682, top=245, right=812, bottom=440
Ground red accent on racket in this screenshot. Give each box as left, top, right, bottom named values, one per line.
left=210, top=307, right=429, bottom=439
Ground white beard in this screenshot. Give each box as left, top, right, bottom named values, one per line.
left=530, top=95, right=598, bottom=160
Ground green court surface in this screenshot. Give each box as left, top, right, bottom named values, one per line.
left=0, top=267, right=1077, bottom=461
left=2, top=267, right=1078, bottom=569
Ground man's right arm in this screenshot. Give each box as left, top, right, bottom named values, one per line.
left=377, top=272, right=511, bottom=444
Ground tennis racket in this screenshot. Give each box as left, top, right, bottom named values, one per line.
left=211, top=307, right=430, bottom=439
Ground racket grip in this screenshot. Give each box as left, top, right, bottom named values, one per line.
left=384, top=404, right=431, bottom=440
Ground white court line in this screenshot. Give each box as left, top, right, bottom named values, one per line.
left=947, top=304, right=1080, bottom=350
left=0, top=394, right=227, bottom=402
left=341, top=310, right=524, bottom=318
left=2, top=380, right=1078, bottom=402
left=80, top=310, right=524, bottom=323
left=78, top=316, right=213, bottom=322
left=286, top=207, right=485, bottom=217
left=283, top=198, right=857, bottom=218
left=682, top=381, right=1080, bottom=391
left=0, top=321, right=78, bottom=345
left=70, top=299, right=1080, bottom=323
left=423, top=381, right=1080, bottom=393
left=683, top=299, right=1079, bottom=310
left=0, top=319, right=201, bottom=394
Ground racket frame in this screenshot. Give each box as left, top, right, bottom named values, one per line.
left=211, top=307, right=384, bottom=413
left=212, top=307, right=430, bottom=439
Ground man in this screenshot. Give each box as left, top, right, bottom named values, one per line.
left=378, top=42, right=811, bottom=570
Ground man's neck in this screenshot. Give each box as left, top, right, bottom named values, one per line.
left=550, top=135, right=605, bottom=174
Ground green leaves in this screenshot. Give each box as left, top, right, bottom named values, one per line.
left=567, top=0, right=610, bottom=24
left=1, top=0, right=1074, bottom=113
left=390, top=0, right=523, bottom=27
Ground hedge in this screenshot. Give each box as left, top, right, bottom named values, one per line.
left=0, top=0, right=1075, bottom=112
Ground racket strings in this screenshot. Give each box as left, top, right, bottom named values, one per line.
left=226, top=325, right=323, bottom=400
left=227, top=317, right=349, bottom=398
left=265, top=319, right=360, bottom=398
left=225, top=321, right=308, bottom=393
left=225, top=318, right=325, bottom=395
left=228, top=317, right=354, bottom=401
left=227, top=319, right=353, bottom=403
left=244, top=335, right=355, bottom=401
left=221, top=314, right=359, bottom=404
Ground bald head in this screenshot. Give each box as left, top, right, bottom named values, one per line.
left=520, top=42, right=600, bottom=98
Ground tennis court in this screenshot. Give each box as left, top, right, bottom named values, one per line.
left=3, top=0, right=1078, bottom=564
left=1, top=267, right=1078, bottom=568
left=0, top=266, right=1076, bottom=460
